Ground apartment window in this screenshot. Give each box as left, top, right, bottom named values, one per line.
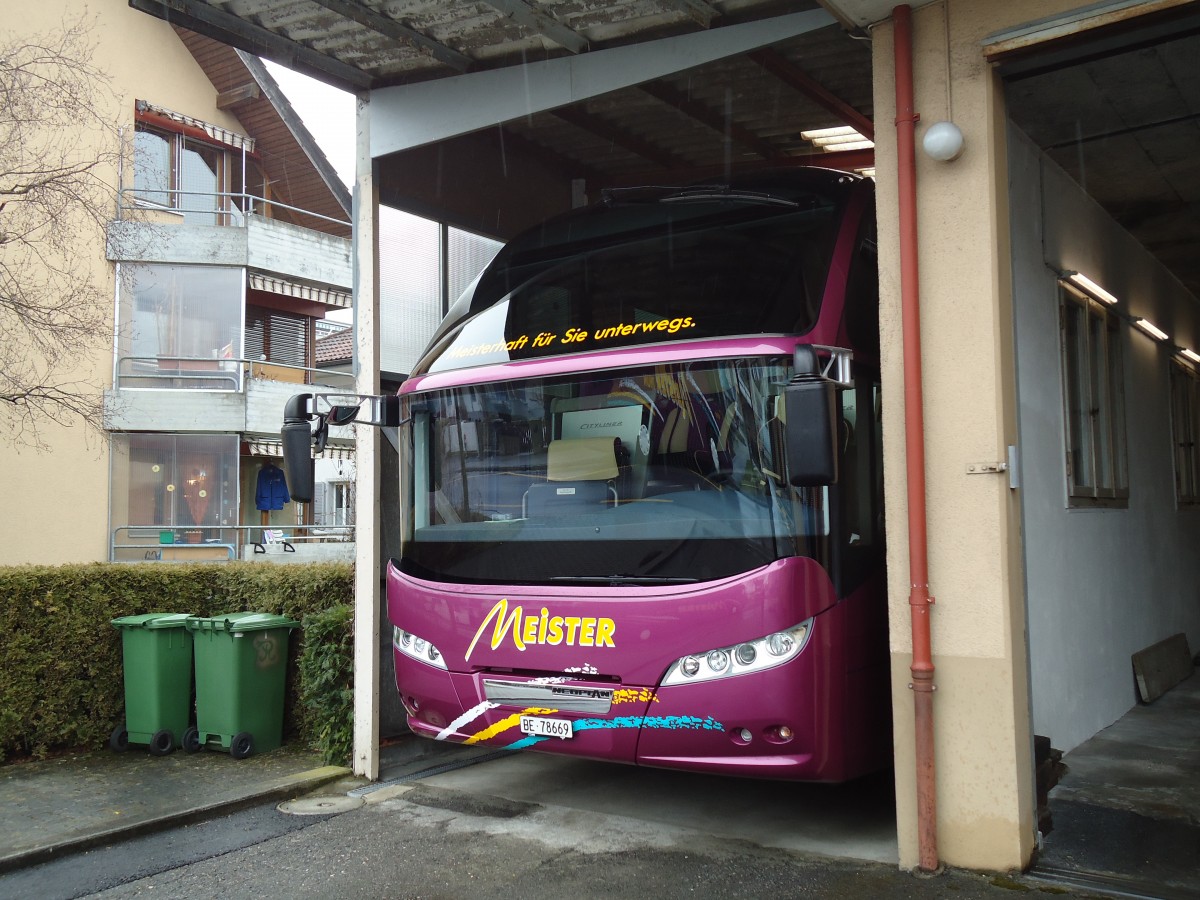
left=109, top=433, right=240, bottom=559
left=246, top=306, right=310, bottom=369
left=132, top=119, right=262, bottom=226
left=116, top=264, right=244, bottom=390
left=1170, top=360, right=1200, bottom=506
left=1060, top=283, right=1128, bottom=506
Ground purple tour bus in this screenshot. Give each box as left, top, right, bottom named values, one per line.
left=286, top=167, right=889, bottom=782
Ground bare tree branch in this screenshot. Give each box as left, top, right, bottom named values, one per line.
left=0, top=16, right=119, bottom=448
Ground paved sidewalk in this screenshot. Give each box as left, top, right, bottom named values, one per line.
left=0, top=743, right=349, bottom=873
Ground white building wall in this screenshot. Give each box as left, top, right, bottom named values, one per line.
left=1009, top=124, right=1200, bottom=752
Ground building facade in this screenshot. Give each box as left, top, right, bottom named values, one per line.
left=3, top=0, right=355, bottom=565
left=93, top=0, right=1200, bottom=875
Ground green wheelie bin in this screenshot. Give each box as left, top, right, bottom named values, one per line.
left=186, top=612, right=300, bottom=759
left=110, top=613, right=194, bottom=755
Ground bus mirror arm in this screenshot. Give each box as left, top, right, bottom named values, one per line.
left=280, top=393, right=403, bottom=503
left=784, top=346, right=840, bottom=487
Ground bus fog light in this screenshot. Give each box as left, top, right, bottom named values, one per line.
left=777, top=725, right=794, bottom=740
left=738, top=728, right=753, bottom=743
left=735, top=643, right=756, bottom=665
left=707, top=649, right=729, bottom=672
left=680, top=656, right=700, bottom=677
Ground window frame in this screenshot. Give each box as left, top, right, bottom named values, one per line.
left=132, top=118, right=261, bottom=226
left=1059, top=282, right=1128, bottom=508
left=1169, top=359, right=1200, bottom=507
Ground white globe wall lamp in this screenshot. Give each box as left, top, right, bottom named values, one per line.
left=922, top=121, right=964, bottom=162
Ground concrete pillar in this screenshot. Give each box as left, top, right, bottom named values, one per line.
left=871, top=0, right=1040, bottom=871
left=352, top=91, right=381, bottom=780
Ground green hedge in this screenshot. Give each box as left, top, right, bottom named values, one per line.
left=0, top=562, right=354, bottom=763
left=298, top=604, right=355, bottom=765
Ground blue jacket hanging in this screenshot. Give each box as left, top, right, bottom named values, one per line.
left=256, top=463, right=290, bottom=511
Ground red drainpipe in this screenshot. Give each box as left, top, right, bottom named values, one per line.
left=893, top=3, right=939, bottom=873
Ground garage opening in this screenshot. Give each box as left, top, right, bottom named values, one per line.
left=998, top=6, right=1200, bottom=895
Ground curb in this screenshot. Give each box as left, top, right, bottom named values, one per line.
left=0, top=765, right=352, bottom=875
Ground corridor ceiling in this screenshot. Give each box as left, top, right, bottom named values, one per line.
left=998, top=5, right=1200, bottom=301
left=131, top=1, right=1200, bottom=299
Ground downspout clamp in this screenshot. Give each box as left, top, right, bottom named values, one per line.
left=893, top=3, right=940, bottom=874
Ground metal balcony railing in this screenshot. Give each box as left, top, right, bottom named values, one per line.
left=111, top=523, right=355, bottom=562
left=117, top=186, right=350, bottom=230
left=114, top=356, right=355, bottom=392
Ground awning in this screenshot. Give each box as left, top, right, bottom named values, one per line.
left=248, top=440, right=355, bottom=461
left=249, top=273, right=352, bottom=309
left=136, top=100, right=255, bottom=152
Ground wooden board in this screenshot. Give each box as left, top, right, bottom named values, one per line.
left=1132, top=633, right=1194, bottom=703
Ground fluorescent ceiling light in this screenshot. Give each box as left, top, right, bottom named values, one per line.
left=800, top=126, right=859, bottom=140
left=800, top=126, right=874, bottom=154
left=810, top=133, right=868, bottom=146
left=817, top=139, right=875, bottom=152
left=1180, top=348, right=1200, bottom=364
left=1133, top=318, right=1169, bottom=341
left=1062, top=271, right=1119, bottom=306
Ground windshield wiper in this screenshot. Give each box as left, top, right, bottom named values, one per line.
left=550, top=575, right=699, bottom=585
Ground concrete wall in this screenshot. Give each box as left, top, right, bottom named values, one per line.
left=870, top=0, right=1099, bottom=873
left=4, top=0, right=249, bottom=564
left=872, top=0, right=1199, bottom=872
left=1008, top=125, right=1200, bottom=752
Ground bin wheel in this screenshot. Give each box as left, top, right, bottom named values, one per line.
left=182, top=726, right=201, bottom=754
left=230, top=731, right=255, bottom=760
left=109, top=726, right=130, bottom=753
left=149, top=729, right=175, bottom=756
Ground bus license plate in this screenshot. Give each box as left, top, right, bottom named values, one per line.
left=520, top=716, right=573, bottom=740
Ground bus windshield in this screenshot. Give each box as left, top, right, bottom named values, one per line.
left=421, top=179, right=848, bottom=374
left=399, top=357, right=831, bottom=585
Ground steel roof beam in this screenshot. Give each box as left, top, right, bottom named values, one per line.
left=748, top=47, right=874, bottom=141
left=638, top=80, right=781, bottom=160
left=128, top=0, right=373, bottom=89
left=371, top=8, right=835, bottom=158
left=551, top=106, right=688, bottom=170
left=659, top=0, right=720, bottom=28
left=308, top=0, right=475, bottom=72
left=481, top=0, right=589, bottom=53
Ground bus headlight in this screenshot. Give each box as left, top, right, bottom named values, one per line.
left=393, top=627, right=448, bottom=670
left=766, top=632, right=795, bottom=657
left=661, top=620, right=812, bottom=685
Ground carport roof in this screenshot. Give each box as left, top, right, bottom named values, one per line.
left=133, top=1, right=1200, bottom=298
left=130, top=0, right=867, bottom=92
left=130, top=1, right=879, bottom=188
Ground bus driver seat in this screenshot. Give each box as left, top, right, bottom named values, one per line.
left=523, top=437, right=621, bottom=517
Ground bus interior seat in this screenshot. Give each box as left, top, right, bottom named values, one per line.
left=645, top=398, right=737, bottom=492
left=523, top=437, right=620, bottom=517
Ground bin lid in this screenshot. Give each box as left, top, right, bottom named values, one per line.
left=185, top=612, right=300, bottom=633
left=111, top=613, right=194, bottom=630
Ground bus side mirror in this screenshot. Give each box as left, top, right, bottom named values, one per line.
left=282, top=394, right=316, bottom=503
left=783, top=379, right=839, bottom=487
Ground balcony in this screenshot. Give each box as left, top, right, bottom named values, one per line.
left=111, top=523, right=356, bottom=564
left=105, top=359, right=356, bottom=435
left=107, top=202, right=351, bottom=291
